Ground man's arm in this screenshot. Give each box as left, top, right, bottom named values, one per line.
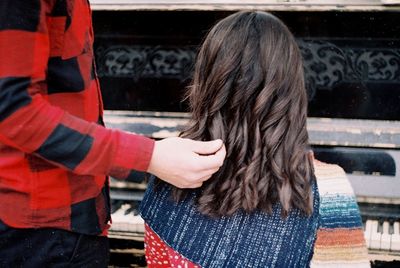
left=0, top=1, right=155, bottom=178
left=0, top=0, right=225, bottom=186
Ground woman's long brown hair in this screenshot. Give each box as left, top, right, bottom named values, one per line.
left=169, top=11, right=314, bottom=217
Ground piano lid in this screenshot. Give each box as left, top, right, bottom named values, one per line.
left=90, top=0, right=400, bottom=11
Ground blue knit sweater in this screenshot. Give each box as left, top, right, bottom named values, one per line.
left=140, top=177, right=320, bottom=268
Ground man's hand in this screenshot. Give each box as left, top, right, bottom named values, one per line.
left=147, top=137, right=226, bottom=188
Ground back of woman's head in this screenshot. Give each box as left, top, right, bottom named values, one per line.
left=173, top=11, right=314, bottom=217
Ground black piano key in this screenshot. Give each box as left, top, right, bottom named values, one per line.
left=111, top=200, right=125, bottom=214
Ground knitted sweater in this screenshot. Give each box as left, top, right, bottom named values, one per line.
left=140, top=160, right=369, bottom=267
left=311, top=160, right=370, bottom=268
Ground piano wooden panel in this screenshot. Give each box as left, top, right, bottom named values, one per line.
left=90, top=0, right=400, bottom=11
left=104, top=111, right=400, bottom=201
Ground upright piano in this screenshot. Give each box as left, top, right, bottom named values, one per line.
left=90, top=0, right=400, bottom=266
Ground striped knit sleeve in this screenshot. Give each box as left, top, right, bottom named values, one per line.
left=311, top=160, right=370, bottom=268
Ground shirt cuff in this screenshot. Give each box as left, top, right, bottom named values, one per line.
left=112, top=131, right=155, bottom=176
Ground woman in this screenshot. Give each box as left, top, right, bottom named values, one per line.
left=140, top=11, right=369, bottom=268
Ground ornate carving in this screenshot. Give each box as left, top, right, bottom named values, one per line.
left=297, top=40, right=400, bottom=99
left=96, top=46, right=196, bottom=81
left=95, top=40, right=400, bottom=99
left=349, top=49, right=400, bottom=82
left=298, top=40, right=348, bottom=99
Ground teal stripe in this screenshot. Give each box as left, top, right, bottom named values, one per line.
left=319, top=194, right=363, bottom=228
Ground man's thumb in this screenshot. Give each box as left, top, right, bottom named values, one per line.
left=191, top=139, right=223, bottom=155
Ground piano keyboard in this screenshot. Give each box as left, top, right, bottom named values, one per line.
left=108, top=179, right=400, bottom=266
left=364, top=220, right=400, bottom=253
left=111, top=203, right=144, bottom=233
left=110, top=202, right=400, bottom=251
left=109, top=200, right=145, bottom=241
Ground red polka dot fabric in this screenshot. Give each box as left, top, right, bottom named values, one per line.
left=144, top=223, right=200, bottom=268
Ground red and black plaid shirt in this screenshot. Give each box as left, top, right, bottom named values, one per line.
left=0, top=0, right=154, bottom=235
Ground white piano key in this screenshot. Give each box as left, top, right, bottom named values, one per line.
left=111, top=203, right=145, bottom=233
left=364, top=220, right=373, bottom=248
left=369, top=220, right=381, bottom=250
left=110, top=205, right=130, bottom=230
left=391, top=222, right=400, bottom=251
left=380, top=221, right=391, bottom=251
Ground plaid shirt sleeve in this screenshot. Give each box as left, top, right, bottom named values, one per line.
left=0, top=0, right=154, bottom=179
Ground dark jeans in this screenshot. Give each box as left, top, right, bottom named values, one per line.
left=0, top=221, right=109, bottom=268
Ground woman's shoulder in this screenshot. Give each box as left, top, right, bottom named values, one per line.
left=312, top=159, right=355, bottom=196
left=313, top=158, right=345, bottom=175
left=312, top=158, right=361, bottom=225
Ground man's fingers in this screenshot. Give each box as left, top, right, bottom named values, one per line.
left=187, top=167, right=220, bottom=188
left=196, top=143, right=226, bottom=169
left=190, top=139, right=223, bottom=155
left=185, top=181, right=204, bottom=189
left=195, top=167, right=220, bottom=182
left=215, top=143, right=226, bottom=161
